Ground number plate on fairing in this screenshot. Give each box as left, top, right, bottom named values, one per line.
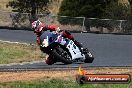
left=66, top=40, right=84, bottom=60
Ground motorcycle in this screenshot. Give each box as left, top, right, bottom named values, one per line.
left=40, top=31, right=94, bottom=65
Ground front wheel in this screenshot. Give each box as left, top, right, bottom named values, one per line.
left=83, top=49, right=94, bottom=63
left=51, top=47, right=72, bottom=64
left=84, top=54, right=94, bottom=63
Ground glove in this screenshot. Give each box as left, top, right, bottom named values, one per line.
left=55, top=27, right=61, bottom=34
left=52, top=28, right=61, bottom=34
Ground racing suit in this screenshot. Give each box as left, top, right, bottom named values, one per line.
left=34, top=24, right=83, bottom=64
left=34, top=24, right=81, bottom=47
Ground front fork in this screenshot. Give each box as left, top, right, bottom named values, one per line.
left=83, top=48, right=93, bottom=58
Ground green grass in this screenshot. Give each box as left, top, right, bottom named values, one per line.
left=0, top=42, right=45, bottom=64
left=0, top=78, right=131, bottom=88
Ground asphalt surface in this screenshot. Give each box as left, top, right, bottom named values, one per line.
left=0, top=29, right=132, bottom=70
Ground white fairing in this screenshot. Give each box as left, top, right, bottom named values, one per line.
left=66, top=40, right=85, bottom=60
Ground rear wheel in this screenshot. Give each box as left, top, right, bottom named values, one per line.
left=51, top=47, right=72, bottom=64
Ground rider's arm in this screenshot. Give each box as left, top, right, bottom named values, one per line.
left=43, top=24, right=59, bottom=32
left=61, top=30, right=74, bottom=40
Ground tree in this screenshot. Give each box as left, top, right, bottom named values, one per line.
left=105, top=3, right=129, bottom=19
left=58, top=0, right=117, bottom=18
left=128, top=0, right=132, bottom=5
left=7, top=0, right=50, bottom=21
left=103, top=0, right=131, bottom=20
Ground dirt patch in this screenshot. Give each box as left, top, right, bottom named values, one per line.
left=0, top=68, right=132, bottom=83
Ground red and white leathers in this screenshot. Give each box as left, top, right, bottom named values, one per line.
left=32, top=20, right=82, bottom=64
left=32, top=20, right=74, bottom=45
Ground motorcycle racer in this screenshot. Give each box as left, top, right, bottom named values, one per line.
left=32, top=20, right=82, bottom=47
left=32, top=20, right=83, bottom=64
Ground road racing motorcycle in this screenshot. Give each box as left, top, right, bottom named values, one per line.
left=40, top=31, right=94, bottom=65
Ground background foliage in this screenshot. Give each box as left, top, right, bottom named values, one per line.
left=58, top=0, right=132, bottom=20
left=7, top=0, right=50, bottom=21
left=7, top=0, right=132, bottom=20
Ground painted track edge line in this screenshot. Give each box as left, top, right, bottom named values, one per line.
left=0, top=40, right=35, bottom=46
left=0, top=60, right=43, bottom=66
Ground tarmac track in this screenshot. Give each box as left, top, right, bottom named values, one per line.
left=0, top=29, right=132, bottom=71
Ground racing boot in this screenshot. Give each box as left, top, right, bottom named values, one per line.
left=45, top=55, right=55, bottom=65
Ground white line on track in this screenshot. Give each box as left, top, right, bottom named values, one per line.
left=0, top=60, right=43, bottom=66
left=0, top=40, right=35, bottom=46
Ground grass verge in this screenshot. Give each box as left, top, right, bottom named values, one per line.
left=0, top=75, right=131, bottom=88
left=0, top=42, right=45, bottom=64
left=0, top=68, right=132, bottom=88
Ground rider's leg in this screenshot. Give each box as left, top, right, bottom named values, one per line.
left=45, top=55, right=55, bottom=65
left=61, top=31, right=83, bottom=52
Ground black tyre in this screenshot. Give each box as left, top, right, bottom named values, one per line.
left=51, top=47, right=72, bottom=64
left=84, top=52, right=94, bottom=63
left=83, top=48, right=94, bottom=63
